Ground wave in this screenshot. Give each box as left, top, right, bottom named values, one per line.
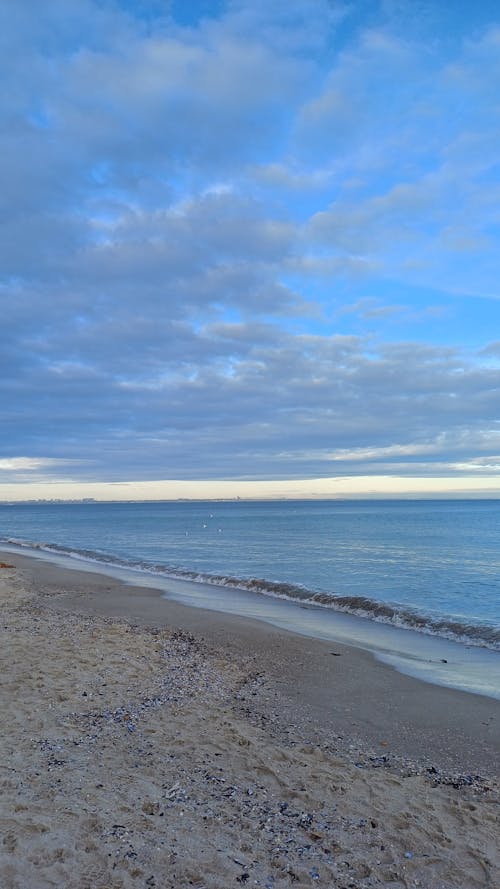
left=3, top=536, right=500, bottom=652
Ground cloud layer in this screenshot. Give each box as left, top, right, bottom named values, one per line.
left=2, top=0, right=500, bottom=491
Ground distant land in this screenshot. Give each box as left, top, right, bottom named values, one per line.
left=1, top=495, right=500, bottom=505
left=0, top=498, right=99, bottom=505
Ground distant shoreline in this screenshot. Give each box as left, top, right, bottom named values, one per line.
left=3, top=495, right=500, bottom=504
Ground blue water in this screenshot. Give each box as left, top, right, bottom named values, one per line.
left=0, top=499, right=499, bottom=651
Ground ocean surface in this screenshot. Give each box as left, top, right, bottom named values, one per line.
left=1, top=499, right=499, bottom=697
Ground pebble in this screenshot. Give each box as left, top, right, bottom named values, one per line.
left=6, top=579, right=498, bottom=889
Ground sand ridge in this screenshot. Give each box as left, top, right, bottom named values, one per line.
left=0, top=561, right=499, bottom=888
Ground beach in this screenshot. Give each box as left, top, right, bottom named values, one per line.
left=1, top=553, right=499, bottom=888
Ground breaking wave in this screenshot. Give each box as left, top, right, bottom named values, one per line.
left=3, top=536, right=500, bottom=652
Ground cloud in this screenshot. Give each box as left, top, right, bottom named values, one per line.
left=338, top=298, right=407, bottom=320
left=2, top=1, right=500, bottom=492
left=4, top=311, right=500, bottom=482
left=0, top=457, right=79, bottom=485
left=0, top=458, right=61, bottom=471
left=299, top=23, right=500, bottom=297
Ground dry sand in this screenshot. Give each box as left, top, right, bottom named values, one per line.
left=0, top=553, right=499, bottom=888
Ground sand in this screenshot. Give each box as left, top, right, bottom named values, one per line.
left=0, top=553, right=499, bottom=888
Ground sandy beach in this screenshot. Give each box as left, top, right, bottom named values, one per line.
left=1, top=553, right=498, bottom=888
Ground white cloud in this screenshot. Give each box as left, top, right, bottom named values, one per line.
left=0, top=458, right=79, bottom=479
left=0, top=458, right=56, bottom=471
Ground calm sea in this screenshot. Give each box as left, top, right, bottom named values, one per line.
left=1, top=499, right=499, bottom=651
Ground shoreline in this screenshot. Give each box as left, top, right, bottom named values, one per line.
left=3, top=544, right=500, bottom=702
left=1, top=552, right=499, bottom=888
left=4, top=549, right=499, bottom=773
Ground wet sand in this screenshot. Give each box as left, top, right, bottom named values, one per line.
left=1, top=552, right=499, bottom=888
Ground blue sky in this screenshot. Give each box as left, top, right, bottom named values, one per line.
left=2, top=0, right=500, bottom=499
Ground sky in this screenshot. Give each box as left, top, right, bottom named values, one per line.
left=2, top=0, right=500, bottom=500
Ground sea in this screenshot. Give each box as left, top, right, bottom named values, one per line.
left=1, top=499, right=499, bottom=699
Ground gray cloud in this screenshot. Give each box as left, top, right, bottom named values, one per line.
left=2, top=1, right=500, bottom=489
left=4, top=304, right=500, bottom=481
